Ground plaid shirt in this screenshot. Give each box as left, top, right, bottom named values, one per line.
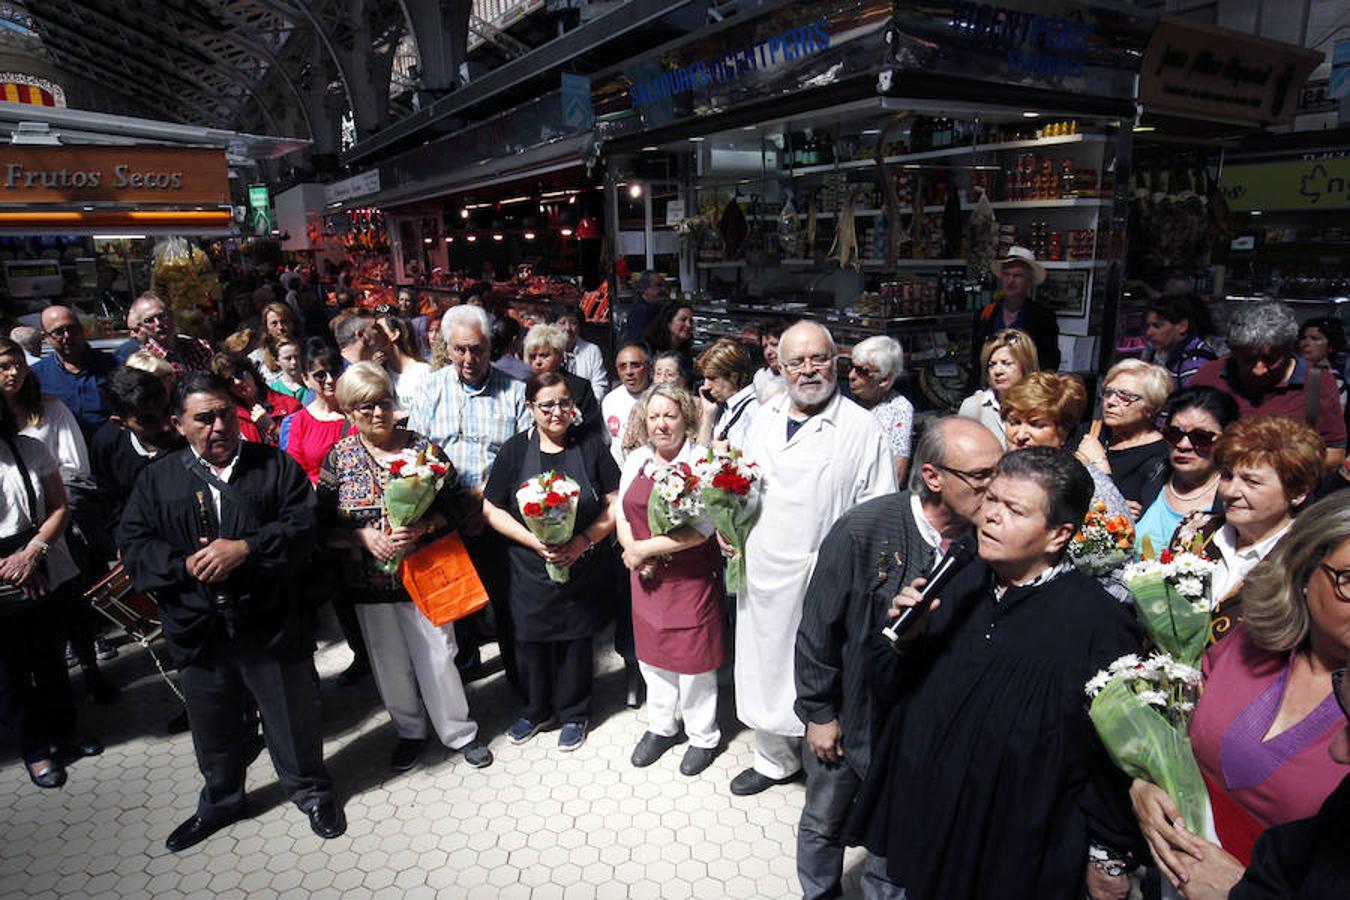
left=144, top=335, right=214, bottom=374
left=408, top=366, right=530, bottom=489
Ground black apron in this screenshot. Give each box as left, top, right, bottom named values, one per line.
left=505, top=430, right=608, bottom=641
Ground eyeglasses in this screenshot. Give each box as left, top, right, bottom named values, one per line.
left=373, top=304, right=397, bottom=317
left=849, top=362, right=880, bottom=379
left=1163, top=425, right=1220, bottom=452
left=937, top=464, right=997, bottom=488
left=352, top=398, right=395, bottom=416
left=309, top=369, right=339, bottom=382
left=532, top=399, right=575, bottom=415
left=784, top=353, right=834, bottom=374
left=139, top=312, right=170, bottom=325
left=1102, top=386, right=1144, bottom=406
left=43, top=325, right=81, bottom=338
left=1319, top=563, right=1350, bottom=603
left=1333, top=668, right=1348, bottom=722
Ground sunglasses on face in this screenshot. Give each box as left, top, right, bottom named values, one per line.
left=1102, top=386, right=1144, bottom=405
left=849, top=363, right=880, bottom=379
left=309, top=369, right=339, bottom=382
left=1163, top=425, right=1220, bottom=452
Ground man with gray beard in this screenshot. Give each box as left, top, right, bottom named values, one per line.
left=728, top=321, right=896, bottom=796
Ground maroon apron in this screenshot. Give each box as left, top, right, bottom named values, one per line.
left=622, top=469, right=725, bottom=675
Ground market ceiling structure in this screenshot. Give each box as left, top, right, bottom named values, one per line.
left=8, top=0, right=709, bottom=168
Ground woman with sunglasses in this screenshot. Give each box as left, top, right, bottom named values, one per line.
left=482, top=372, right=620, bottom=753
left=316, top=363, right=491, bottom=773
left=1129, top=494, right=1350, bottom=898
left=277, top=339, right=356, bottom=485
left=209, top=351, right=301, bottom=446
left=1134, top=387, right=1239, bottom=556
left=1075, top=359, right=1172, bottom=519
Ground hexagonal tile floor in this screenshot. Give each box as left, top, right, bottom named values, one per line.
left=1, top=612, right=870, bottom=899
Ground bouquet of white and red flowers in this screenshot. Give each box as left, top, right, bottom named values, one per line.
left=379, top=448, right=450, bottom=574
left=1085, top=543, right=1220, bottom=837
left=648, top=460, right=704, bottom=536
left=1069, top=500, right=1136, bottom=576
left=516, top=470, right=581, bottom=583
left=692, top=449, right=762, bottom=593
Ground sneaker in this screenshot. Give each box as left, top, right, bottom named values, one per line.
left=389, top=738, right=424, bottom=772
left=506, top=716, right=555, bottom=745
left=458, top=739, right=493, bottom=768
left=558, top=720, right=588, bottom=752
left=93, top=638, right=119, bottom=661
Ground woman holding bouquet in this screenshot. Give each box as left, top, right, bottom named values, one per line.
left=482, top=372, right=620, bottom=752
left=616, top=384, right=725, bottom=776
left=1129, top=494, right=1350, bottom=897
left=317, top=363, right=492, bottom=773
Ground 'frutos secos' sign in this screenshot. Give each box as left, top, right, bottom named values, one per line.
left=0, top=146, right=229, bottom=205
left=629, top=17, right=831, bottom=109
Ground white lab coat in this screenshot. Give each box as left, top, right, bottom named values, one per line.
left=735, top=390, right=897, bottom=736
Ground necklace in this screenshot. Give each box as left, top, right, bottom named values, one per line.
left=1167, top=473, right=1219, bottom=502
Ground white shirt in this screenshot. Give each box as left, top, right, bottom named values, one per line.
left=616, top=442, right=714, bottom=537
left=1209, top=520, right=1293, bottom=607
left=753, top=366, right=786, bottom=404
left=957, top=389, right=1006, bottom=447
left=0, top=434, right=78, bottom=589
left=868, top=391, right=914, bottom=459
left=568, top=338, right=609, bottom=399
left=602, top=386, right=642, bottom=465
left=390, top=360, right=432, bottom=412
left=910, top=493, right=943, bottom=556
left=736, top=389, right=897, bottom=736
left=21, top=396, right=92, bottom=488
left=248, top=347, right=282, bottom=385
left=190, top=446, right=241, bottom=522
left=711, top=384, right=759, bottom=451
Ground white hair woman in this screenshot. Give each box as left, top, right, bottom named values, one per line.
left=848, top=335, right=913, bottom=483
left=524, top=323, right=603, bottom=439
left=1075, top=358, right=1173, bottom=518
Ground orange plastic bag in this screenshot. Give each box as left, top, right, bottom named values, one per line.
left=401, top=532, right=489, bottom=627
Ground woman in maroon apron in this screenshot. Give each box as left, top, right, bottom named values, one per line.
left=616, top=384, right=725, bottom=777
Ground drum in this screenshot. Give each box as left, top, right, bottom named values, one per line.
left=83, top=564, right=161, bottom=643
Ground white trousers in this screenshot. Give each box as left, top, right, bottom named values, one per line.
left=355, top=602, right=478, bottom=750
left=640, top=662, right=720, bottom=749
left=754, top=729, right=803, bottom=779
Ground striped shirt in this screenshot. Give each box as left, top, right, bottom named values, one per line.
left=407, top=367, right=531, bottom=489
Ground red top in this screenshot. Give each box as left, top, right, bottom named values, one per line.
left=235, top=390, right=301, bottom=446
left=1190, top=624, right=1348, bottom=862
left=282, top=406, right=354, bottom=484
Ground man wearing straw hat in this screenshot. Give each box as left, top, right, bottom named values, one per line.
left=972, top=246, right=1061, bottom=375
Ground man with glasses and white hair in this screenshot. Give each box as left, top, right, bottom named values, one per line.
left=729, top=320, right=896, bottom=797
left=409, top=304, right=532, bottom=683
left=794, top=416, right=1002, bottom=899
left=125, top=293, right=213, bottom=376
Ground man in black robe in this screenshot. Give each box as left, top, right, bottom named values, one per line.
left=846, top=447, right=1143, bottom=900
left=118, top=372, right=344, bottom=851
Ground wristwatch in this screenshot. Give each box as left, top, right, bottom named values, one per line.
left=27, top=538, right=50, bottom=557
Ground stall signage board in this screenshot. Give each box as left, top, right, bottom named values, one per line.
left=325, top=169, right=381, bottom=205
left=0, top=146, right=229, bottom=205
left=1220, top=158, right=1350, bottom=211
left=1138, top=17, right=1322, bottom=125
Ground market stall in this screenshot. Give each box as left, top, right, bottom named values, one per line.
left=594, top=0, right=1152, bottom=408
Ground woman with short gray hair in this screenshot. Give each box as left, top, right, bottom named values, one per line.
left=847, top=335, right=914, bottom=483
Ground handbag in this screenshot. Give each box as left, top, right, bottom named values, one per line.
left=401, top=531, right=489, bottom=627
left=0, top=431, right=47, bottom=614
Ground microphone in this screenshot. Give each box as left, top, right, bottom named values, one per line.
left=880, top=533, right=978, bottom=651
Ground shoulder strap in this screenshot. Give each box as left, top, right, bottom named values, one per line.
left=1, top=432, right=39, bottom=522
left=182, top=453, right=262, bottom=522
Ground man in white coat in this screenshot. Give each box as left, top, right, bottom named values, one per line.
left=730, top=321, right=897, bottom=796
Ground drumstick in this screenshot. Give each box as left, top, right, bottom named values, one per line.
left=1089, top=419, right=1102, bottom=441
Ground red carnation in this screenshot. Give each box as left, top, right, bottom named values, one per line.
left=522, top=501, right=543, bottom=517
left=429, top=464, right=447, bottom=477
left=1159, top=548, right=1173, bottom=564
left=389, top=459, right=406, bottom=475
left=544, top=491, right=566, bottom=508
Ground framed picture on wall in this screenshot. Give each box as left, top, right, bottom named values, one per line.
left=1036, top=269, right=1089, bottom=316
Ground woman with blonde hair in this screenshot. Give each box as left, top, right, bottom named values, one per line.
left=616, top=383, right=725, bottom=776
left=1130, top=493, right=1350, bottom=895
left=958, top=328, right=1039, bottom=446
left=125, top=350, right=176, bottom=395
left=1075, top=358, right=1173, bottom=517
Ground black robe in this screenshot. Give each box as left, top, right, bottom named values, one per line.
left=845, top=565, right=1143, bottom=900
left=117, top=442, right=317, bottom=665
left=1231, top=775, right=1350, bottom=900
left=90, top=422, right=184, bottom=537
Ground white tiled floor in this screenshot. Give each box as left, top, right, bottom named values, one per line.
left=0, top=614, right=868, bottom=899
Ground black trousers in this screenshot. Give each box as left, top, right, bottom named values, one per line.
left=461, top=530, right=517, bottom=685
left=179, top=641, right=332, bottom=821
left=0, top=588, right=77, bottom=763
left=610, top=548, right=635, bottom=664
left=517, top=636, right=592, bottom=725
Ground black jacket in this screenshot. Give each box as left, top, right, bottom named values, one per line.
left=973, top=297, right=1061, bottom=374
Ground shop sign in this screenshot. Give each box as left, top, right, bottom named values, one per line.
left=0, top=146, right=229, bottom=205
left=627, top=17, right=832, bottom=109
left=1332, top=40, right=1350, bottom=100
left=561, top=73, right=594, bottom=128
left=947, top=1, right=1091, bottom=78
left=1220, top=158, right=1350, bottom=211
left=1299, top=78, right=1337, bottom=115
left=1139, top=17, right=1322, bottom=125
left=324, top=169, right=381, bottom=205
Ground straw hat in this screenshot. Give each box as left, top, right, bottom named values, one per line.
left=993, top=246, right=1047, bottom=286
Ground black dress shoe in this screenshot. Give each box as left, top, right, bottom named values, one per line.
left=630, top=731, right=685, bottom=768
left=390, top=738, right=424, bottom=772
left=26, top=759, right=67, bottom=790
left=61, top=736, right=104, bottom=758
left=165, top=807, right=249, bottom=852
left=679, top=745, right=719, bottom=776
left=307, top=800, right=346, bottom=839
left=729, top=767, right=801, bottom=796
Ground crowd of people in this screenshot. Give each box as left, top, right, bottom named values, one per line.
left=1, top=246, right=1349, bottom=899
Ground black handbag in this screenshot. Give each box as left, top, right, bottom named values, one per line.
left=0, top=432, right=49, bottom=614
